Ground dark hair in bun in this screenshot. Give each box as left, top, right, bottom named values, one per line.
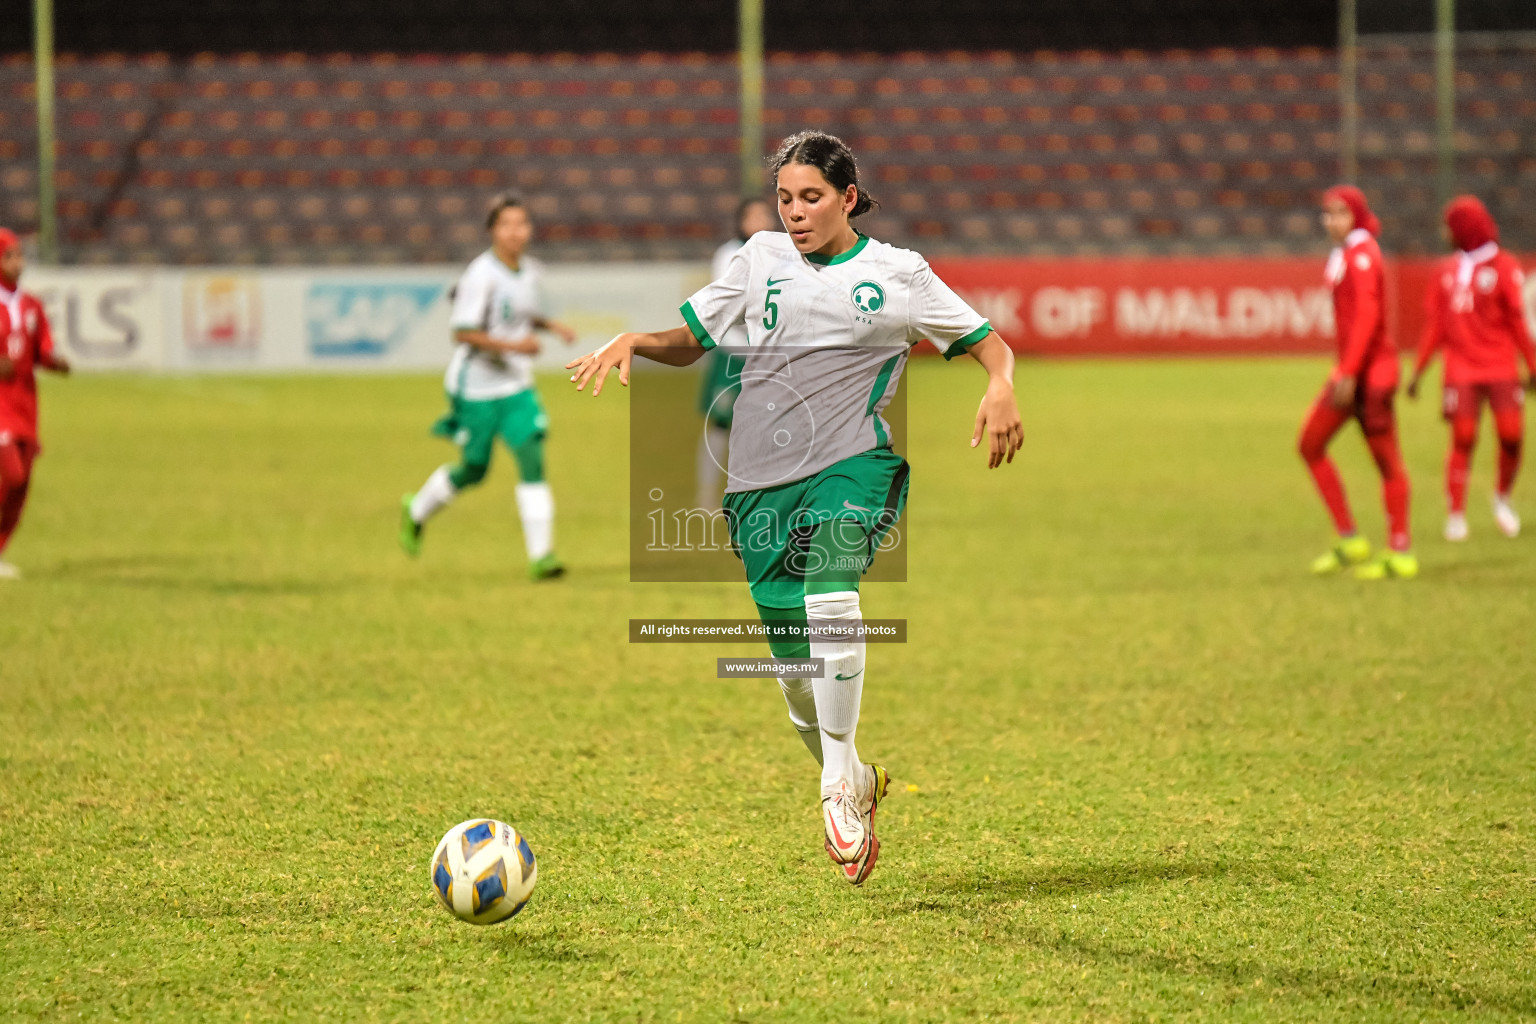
left=770, top=130, right=878, bottom=218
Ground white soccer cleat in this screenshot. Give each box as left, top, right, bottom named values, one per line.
left=821, top=778, right=869, bottom=865
left=0, top=561, right=20, bottom=580
left=1443, top=512, right=1469, bottom=542
left=1493, top=496, right=1521, bottom=538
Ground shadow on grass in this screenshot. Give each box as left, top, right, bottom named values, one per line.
left=1041, top=925, right=1532, bottom=1017
left=895, top=855, right=1259, bottom=912
left=890, top=857, right=1531, bottom=1016
left=483, top=928, right=610, bottom=964
left=44, top=554, right=355, bottom=596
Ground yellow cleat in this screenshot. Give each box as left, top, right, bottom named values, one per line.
left=1310, top=535, right=1372, bottom=575
left=1355, top=551, right=1419, bottom=581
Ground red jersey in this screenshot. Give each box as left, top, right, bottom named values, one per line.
left=1326, top=228, right=1398, bottom=390
left=1413, top=247, right=1536, bottom=385
left=0, top=284, right=58, bottom=443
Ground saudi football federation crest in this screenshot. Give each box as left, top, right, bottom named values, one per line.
left=851, top=281, right=886, bottom=315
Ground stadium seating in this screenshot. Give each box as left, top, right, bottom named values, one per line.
left=0, top=39, right=1531, bottom=264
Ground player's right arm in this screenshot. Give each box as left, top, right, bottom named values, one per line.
left=1332, top=247, right=1383, bottom=409
left=566, top=327, right=703, bottom=396
left=1408, top=270, right=1447, bottom=400
left=567, top=238, right=753, bottom=397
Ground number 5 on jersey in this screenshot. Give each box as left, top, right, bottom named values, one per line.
left=763, top=288, right=782, bottom=331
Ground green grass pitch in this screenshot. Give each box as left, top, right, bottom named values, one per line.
left=2, top=357, right=1533, bottom=1021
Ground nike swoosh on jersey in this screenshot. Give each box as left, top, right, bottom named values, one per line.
left=766, top=277, right=792, bottom=286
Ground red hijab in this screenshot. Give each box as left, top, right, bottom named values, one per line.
left=1322, top=185, right=1380, bottom=238
left=1445, top=195, right=1498, bottom=252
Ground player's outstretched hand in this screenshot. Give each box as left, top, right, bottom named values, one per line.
left=550, top=321, right=578, bottom=345
left=972, top=376, right=1024, bottom=469
left=566, top=333, right=636, bottom=396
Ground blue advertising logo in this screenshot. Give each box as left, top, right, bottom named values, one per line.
left=305, top=282, right=444, bottom=358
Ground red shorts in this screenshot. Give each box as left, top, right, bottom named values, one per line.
left=1304, top=384, right=1396, bottom=440
left=1442, top=381, right=1524, bottom=421
left=0, top=434, right=38, bottom=486
left=1352, top=387, right=1397, bottom=436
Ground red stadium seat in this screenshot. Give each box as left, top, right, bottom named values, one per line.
left=34, top=46, right=1533, bottom=265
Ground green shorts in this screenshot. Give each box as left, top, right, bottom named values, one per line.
left=721, top=447, right=910, bottom=609
left=431, top=389, right=549, bottom=467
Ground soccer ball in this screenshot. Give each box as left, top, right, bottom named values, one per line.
left=430, top=818, right=538, bottom=925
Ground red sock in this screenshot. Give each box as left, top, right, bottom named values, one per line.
left=1366, top=427, right=1411, bottom=551
left=1446, top=416, right=1477, bottom=513
left=1494, top=408, right=1523, bottom=497
left=1299, top=397, right=1355, bottom=535
left=0, top=442, right=33, bottom=557
left=0, top=482, right=27, bottom=555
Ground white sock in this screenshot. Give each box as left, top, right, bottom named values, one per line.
left=778, top=675, right=823, bottom=765
left=695, top=423, right=730, bottom=508
left=410, top=465, right=457, bottom=524
left=806, top=589, right=865, bottom=791
left=515, top=482, right=555, bottom=560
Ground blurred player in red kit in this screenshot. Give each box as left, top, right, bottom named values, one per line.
left=0, top=229, right=70, bottom=579
left=1407, top=195, right=1535, bottom=541
left=1297, top=186, right=1416, bottom=580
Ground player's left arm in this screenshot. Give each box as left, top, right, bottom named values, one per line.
left=34, top=302, right=68, bottom=374
left=907, top=261, right=1022, bottom=468
left=1502, top=264, right=1536, bottom=385
left=529, top=274, right=577, bottom=344
left=531, top=316, right=577, bottom=345
left=967, top=333, right=1023, bottom=469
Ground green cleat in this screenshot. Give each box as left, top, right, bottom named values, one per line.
left=528, top=553, right=566, bottom=580
left=1355, top=550, right=1419, bottom=581
left=399, top=494, right=423, bottom=557
left=1310, top=535, right=1372, bottom=575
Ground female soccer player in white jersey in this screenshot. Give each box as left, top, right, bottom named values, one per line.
left=566, top=131, right=1023, bottom=885
left=400, top=193, right=577, bottom=580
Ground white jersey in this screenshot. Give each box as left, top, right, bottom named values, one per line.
left=445, top=251, right=547, bottom=401
left=681, top=231, right=990, bottom=492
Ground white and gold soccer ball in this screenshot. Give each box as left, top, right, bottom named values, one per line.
left=430, top=818, right=538, bottom=925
